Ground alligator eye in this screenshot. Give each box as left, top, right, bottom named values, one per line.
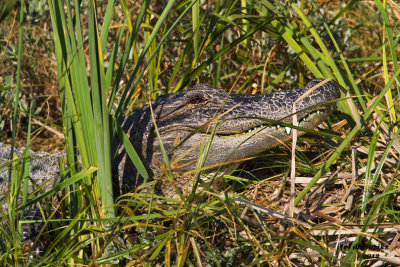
left=187, top=96, right=208, bottom=105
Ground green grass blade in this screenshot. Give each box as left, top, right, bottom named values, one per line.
left=328, top=0, right=360, bottom=25
left=105, top=20, right=127, bottom=95
left=99, top=0, right=115, bottom=55
left=269, top=20, right=323, bottom=78
left=21, top=167, right=98, bottom=210
left=119, top=0, right=196, bottom=100
left=114, top=117, right=149, bottom=182
left=21, top=102, right=33, bottom=209
left=361, top=123, right=379, bottom=215
left=362, top=124, right=400, bottom=216
left=192, top=0, right=200, bottom=72
left=9, top=0, right=24, bottom=182
left=291, top=3, right=355, bottom=118
left=88, top=0, right=114, bottom=218
left=375, top=0, right=399, bottom=130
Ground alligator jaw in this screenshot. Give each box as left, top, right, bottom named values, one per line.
left=215, top=108, right=333, bottom=136
left=167, top=105, right=335, bottom=171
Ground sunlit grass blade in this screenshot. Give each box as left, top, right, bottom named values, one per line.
left=192, top=0, right=200, bottom=66
left=375, top=0, right=399, bottom=131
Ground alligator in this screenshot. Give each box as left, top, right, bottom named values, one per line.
left=112, top=79, right=340, bottom=197
left=0, top=79, right=340, bottom=199
left=0, top=78, right=340, bottom=254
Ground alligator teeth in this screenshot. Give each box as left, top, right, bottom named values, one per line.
left=238, top=109, right=325, bottom=136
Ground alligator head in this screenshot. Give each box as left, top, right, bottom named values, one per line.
left=112, top=79, right=340, bottom=197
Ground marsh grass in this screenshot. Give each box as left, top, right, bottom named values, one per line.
left=1, top=0, right=400, bottom=265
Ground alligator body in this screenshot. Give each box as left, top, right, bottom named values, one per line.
left=112, top=79, right=340, bottom=197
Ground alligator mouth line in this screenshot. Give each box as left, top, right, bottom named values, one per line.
left=217, top=108, right=330, bottom=137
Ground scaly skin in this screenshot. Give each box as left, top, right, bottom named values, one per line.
left=112, top=79, right=340, bottom=197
